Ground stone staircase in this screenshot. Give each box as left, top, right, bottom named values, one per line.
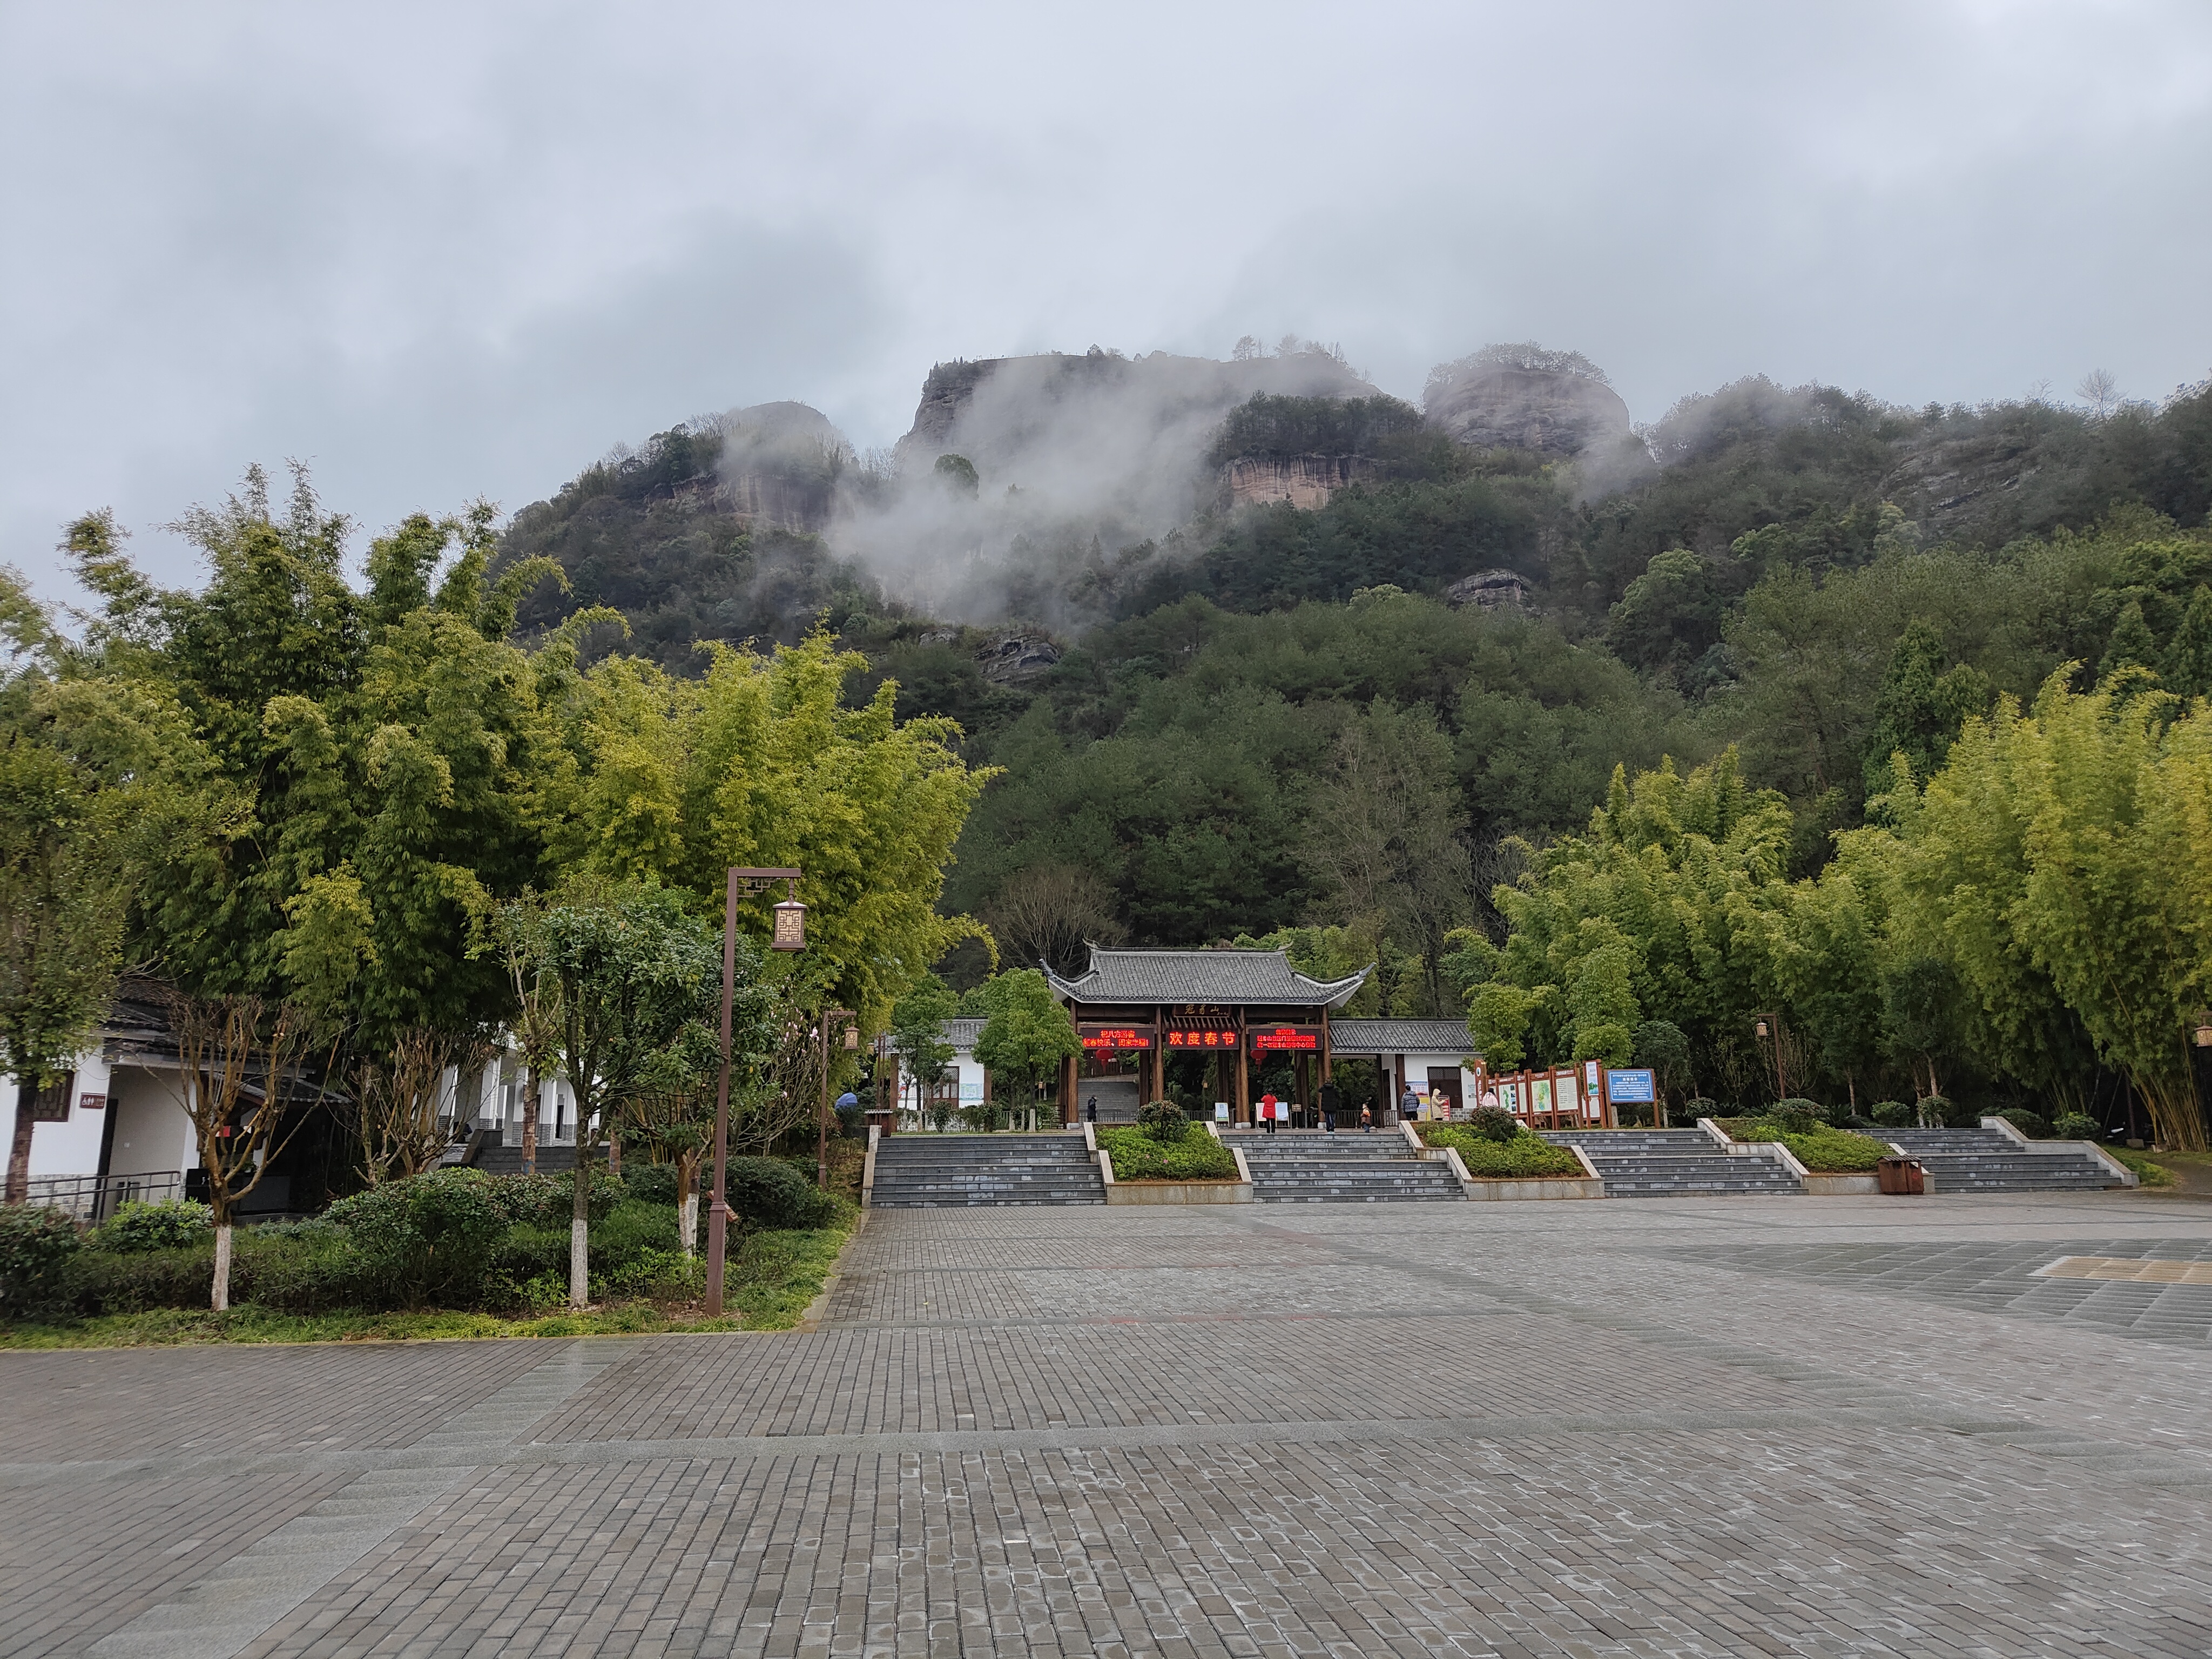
left=1884, top=1128, right=2125, bottom=1192
left=1541, top=1129, right=1802, bottom=1198
left=868, top=1133, right=1107, bottom=1208
left=1231, top=1131, right=1466, bottom=1203
left=473, top=1143, right=578, bottom=1176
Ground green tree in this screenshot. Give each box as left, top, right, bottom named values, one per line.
left=888, top=975, right=959, bottom=1118
left=2099, top=597, right=2160, bottom=684
left=513, top=879, right=729, bottom=1306
left=2165, top=585, right=2212, bottom=697
left=970, top=970, right=1077, bottom=1125
left=1, top=571, right=220, bottom=1203
left=1862, top=617, right=1990, bottom=797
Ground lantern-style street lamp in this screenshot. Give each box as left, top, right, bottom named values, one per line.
left=2194, top=1010, right=2212, bottom=1049
left=1752, top=1011, right=1787, bottom=1102
left=706, top=867, right=804, bottom=1318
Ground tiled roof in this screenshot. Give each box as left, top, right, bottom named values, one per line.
left=1328, top=1019, right=1479, bottom=1056
left=1046, top=948, right=1369, bottom=1009
left=885, top=1017, right=985, bottom=1054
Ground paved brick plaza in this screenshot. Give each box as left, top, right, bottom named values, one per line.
left=5, top=1193, right=2212, bottom=1659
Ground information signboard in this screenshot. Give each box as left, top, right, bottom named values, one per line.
left=1249, top=1025, right=1321, bottom=1052
left=1606, top=1068, right=1657, bottom=1104
left=1078, top=1024, right=1152, bottom=1050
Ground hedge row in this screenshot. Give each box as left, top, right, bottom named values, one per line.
left=1418, top=1124, right=1586, bottom=1178
left=1097, top=1127, right=1239, bottom=1181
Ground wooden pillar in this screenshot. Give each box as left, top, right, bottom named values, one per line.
left=1060, top=1051, right=1078, bottom=1125
left=1233, top=1015, right=1251, bottom=1124
left=1320, top=1008, right=1333, bottom=1085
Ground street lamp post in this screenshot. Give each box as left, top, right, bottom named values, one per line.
left=705, top=866, right=804, bottom=1319
left=1752, top=1012, right=1786, bottom=1103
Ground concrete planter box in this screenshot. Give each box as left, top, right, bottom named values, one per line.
left=1459, top=1174, right=1607, bottom=1201
left=1103, top=1178, right=1253, bottom=1205
left=1097, top=1139, right=1254, bottom=1203
left=1802, top=1172, right=1881, bottom=1196
left=1435, top=1143, right=1606, bottom=1199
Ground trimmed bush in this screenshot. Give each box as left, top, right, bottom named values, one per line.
left=1098, top=1125, right=1237, bottom=1180
left=1, top=1205, right=82, bottom=1318
left=1420, top=1124, right=1584, bottom=1178
left=1137, top=1100, right=1188, bottom=1143
left=1870, top=1100, right=1913, bottom=1128
left=2053, top=1111, right=2099, bottom=1142
left=94, top=1199, right=214, bottom=1253
left=1719, top=1117, right=1889, bottom=1173
left=1467, top=1105, right=1518, bottom=1144
left=325, top=1168, right=506, bottom=1310
left=480, top=1169, right=628, bottom=1230
left=1684, top=1098, right=1720, bottom=1121
left=726, top=1156, right=837, bottom=1231
left=1995, top=1108, right=2048, bottom=1139
left=621, top=1164, right=681, bottom=1208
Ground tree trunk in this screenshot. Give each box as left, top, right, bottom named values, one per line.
left=569, top=1135, right=591, bottom=1310
left=5, top=1081, right=34, bottom=1205
left=521, top=1066, right=537, bottom=1176
left=211, top=1219, right=233, bottom=1312
left=2139, top=1068, right=2209, bottom=1152
left=677, top=1150, right=698, bottom=1259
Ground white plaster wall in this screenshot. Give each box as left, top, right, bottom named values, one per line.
left=0, top=1050, right=114, bottom=1179
left=105, top=1065, right=198, bottom=1176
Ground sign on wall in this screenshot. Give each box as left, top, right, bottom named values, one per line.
left=1249, top=1025, right=1321, bottom=1051
left=1164, top=1024, right=1238, bottom=1049
left=1078, top=1024, right=1152, bottom=1050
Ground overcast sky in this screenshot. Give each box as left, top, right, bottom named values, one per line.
left=5, top=0, right=2210, bottom=599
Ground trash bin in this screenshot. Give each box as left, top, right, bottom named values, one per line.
left=1877, top=1156, right=1925, bottom=1195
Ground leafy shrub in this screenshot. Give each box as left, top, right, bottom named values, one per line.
left=2108, top=1148, right=2174, bottom=1186
left=2053, top=1111, right=2099, bottom=1141
left=1870, top=1100, right=1914, bottom=1127
left=726, top=1156, right=836, bottom=1231
left=1420, top=1124, right=1584, bottom=1178
left=1721, top=1118, right=1889, bottom=1172
left=63, top=1243, right=212, bottom=1313
left=834, top=1101, right=867, bottom=1138
left=0, top=1205, right=81, bottom=1318
left=1996, top=1108, right=2048, bottom=1139
left=1769, top=1100, right=1822, bottom=1134
left=957, top=1103, right=1000, bottom=1132
left=95, top=1199, right=214, bottom=1253
left=621, top=1164, right=680, bottom=1208
left=1684, top=1098, right=1720, bottom=1121
left=1137, top=1100, right=1188, bottom=1143
left=480, top=1169, right=628, bottom=1230
left=1098, top=1125, right=1237, bottom=1180
left=1467, top=1105, right=1518, bottom=1143
left=325, top=1168, right=506, bottom=1309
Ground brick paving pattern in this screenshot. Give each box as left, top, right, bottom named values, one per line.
left=4, top=1190, right=2211, bottom=1657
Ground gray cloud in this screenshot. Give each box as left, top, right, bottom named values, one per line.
left=5, top=0, right=2209, bottom=602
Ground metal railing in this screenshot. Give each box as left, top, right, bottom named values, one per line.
left=25, top=1171, right=185, bottom=1222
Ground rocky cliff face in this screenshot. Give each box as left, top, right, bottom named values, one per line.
left=890, top=348, right=1373, bottom=533
left=1224, top=454, right=1376, bottom=509
left=712, top=401, right=850, bottom=536
left=1424, top=363, right=1633, bottom=458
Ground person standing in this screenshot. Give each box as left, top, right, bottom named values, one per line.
left=1399, top=1082, right=1421, bottom=1123
left=1318, top=1080, right=1340, bottom=1134
left=1360, top=1103, right=1374, bottom=1132
left=1260, top=1091, right=1278, bottom=1133
left=1085, top=1096, right=1098, bottom=1124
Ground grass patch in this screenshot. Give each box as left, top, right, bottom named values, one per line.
left=2107, top=1147, right=2176, bottom=1187
left=1717, top=1117, right=1890, bottom=1173
left=1419, top=1124, right=1585, bottom=1178
left=0, top=1213, right=855, bottom=1348
left=1097, top=1127, right=1239, bottom=1181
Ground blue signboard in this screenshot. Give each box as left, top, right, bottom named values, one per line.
left=1606, top=1068, right=1656, bottom=1104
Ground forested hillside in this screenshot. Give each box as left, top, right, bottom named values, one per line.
left=490, top=349, right=2212, bottom=1131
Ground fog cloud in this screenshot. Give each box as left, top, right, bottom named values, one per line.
left=5, top=1, right=2210, bottom=602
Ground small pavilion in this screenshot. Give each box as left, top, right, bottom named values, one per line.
left=1044, top=947, right=1369, bottom=1125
